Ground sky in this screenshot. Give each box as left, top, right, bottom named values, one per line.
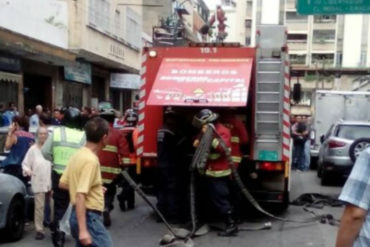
left=203, top=0, right=221, bottom=10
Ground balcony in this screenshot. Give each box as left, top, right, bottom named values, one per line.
left=286, top=22, right=309, bottom=33
left=311, top=59, right=335, bottom=68
left=288, top=41, right=308, bottom=51
left=311, top=41, right=335, bottom=52
left=313, top=22, right=336, bottom=30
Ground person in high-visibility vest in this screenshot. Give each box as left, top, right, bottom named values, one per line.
left=42, top=107, right=85, bottom=247
left=193, top=109, right=238, bottom=237
left=98, top=110, right=129, bottom=227
left=118, top=109, right=139, bottom=211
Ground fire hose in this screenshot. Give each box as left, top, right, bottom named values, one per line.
left=121, top=123, right=331, bottom=246
left=206, top=123, right=323, bottom=223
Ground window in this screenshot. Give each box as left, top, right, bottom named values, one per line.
left=312, top=54, right=335, bottom=65
left=313, top=30, right=336, bottom=43
left=336, top=125, right=370, bottom=140
left=287, top=34, right=307, bottom=42
left=314, top=15, right=336, bottom=23
left=125, top=7, right=141, bottom=48
left=290, top=54, right=307, bottom=65
left=88, top=0, right=111, bottom=32
left=299, top=91, right=312, bottom=106
left=114, top=11, right=120, bottom=38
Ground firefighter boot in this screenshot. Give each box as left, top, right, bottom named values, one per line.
left=218, top=213, right=238, bottom=237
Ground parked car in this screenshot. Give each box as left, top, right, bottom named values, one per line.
left=0, top=173, right=28, bottom=241
left=0, top=126, right=36, bottom=242
left=317, top=120, right=370, bottom=185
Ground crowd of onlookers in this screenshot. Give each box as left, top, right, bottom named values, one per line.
left=0, top=102, right=108, bottom=129
left=0, top=102, right=125, bottom=241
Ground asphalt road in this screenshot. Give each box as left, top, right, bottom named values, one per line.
left=3, top=170, right=344, bottom=247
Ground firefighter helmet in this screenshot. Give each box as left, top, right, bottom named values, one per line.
left=192, top=109, right=218, bottom=128
left=124, top=109, right=138, bottom=126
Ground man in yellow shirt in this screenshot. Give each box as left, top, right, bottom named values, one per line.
left=59, top=117, right=112, bottom=247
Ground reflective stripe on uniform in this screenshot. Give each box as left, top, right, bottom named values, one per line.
left=205, top=169, right=231, bottom=177
left=208, top=153, right=221, bottom=160
left=231, top=156, right=242, bottom=163
left=103, top=145, right=118, bottom=153
left=231, top=136, right=240, bottom=143
left=102, top=178, right=113, bottom=184
left=211, top=138, right=220, bottom=149
left=100, top=166, right=121, bottom=174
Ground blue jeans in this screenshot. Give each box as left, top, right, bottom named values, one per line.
left=293, top=142, right=305, bottom=170
left=304, top=140, right=311, bottom=170
left=70, top=208, right=113, bottom=247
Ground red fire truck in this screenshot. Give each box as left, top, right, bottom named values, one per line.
left=136, top=26, right=292, bottom=209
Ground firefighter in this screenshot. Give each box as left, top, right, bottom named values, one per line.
left=193, top=109, right=238, bottom=237
left=98, top=110, right=129, bottom=227
left=42, top=108, right=85, bottom=247
left=118, top=109, right=139, bottom=211
left=221, top=112, right=249, bottom=222
left=156, top=107, right=180, bottom=223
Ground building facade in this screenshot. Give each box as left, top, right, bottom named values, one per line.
left=0, top=0, right=74, bottom=114
left=0, top=0, right=142, bottom=115
left=243, top=0, right=370, bottom=116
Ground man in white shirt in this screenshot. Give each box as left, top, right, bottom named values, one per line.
left=30, top=105, right=43, bottom=128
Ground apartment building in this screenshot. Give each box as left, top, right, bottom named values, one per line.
left=242, top=0, right=370, bottom=115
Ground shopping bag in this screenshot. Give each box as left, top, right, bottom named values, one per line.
left=60, top=203, right=72, bottom=236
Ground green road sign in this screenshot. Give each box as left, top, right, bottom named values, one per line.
left=297, top=0, right=370, bottom=15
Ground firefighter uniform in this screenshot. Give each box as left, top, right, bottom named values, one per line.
left=42, top=125, right=85, bottom=246
left=203, top=123, right=233, bottom=213
left=222, top=115, right=249, bottom=167
left=98, top=126, right=129, bottom=225
left=193, top=109, right=237, bottom=236
left=119, top=126, right=138, bottom=210
left=222, top=114, right=249, bottom=221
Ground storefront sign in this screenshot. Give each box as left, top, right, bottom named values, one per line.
left=64, top=62, right=92, bottom=84
left=110, top=73, right=140, bottom=90
left=297, top=0, right=370, bottom=15
left=0, top=54, right=21, bottom=72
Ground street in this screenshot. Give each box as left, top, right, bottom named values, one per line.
left=5, top=170, right=344, bottom=247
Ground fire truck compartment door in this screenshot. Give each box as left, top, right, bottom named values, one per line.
left=147, top=58, right=253, bottom=107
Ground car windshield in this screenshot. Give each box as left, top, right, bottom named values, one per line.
left=336, top=125, right=370, bottom=140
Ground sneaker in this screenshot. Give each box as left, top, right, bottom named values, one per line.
left=35, top=232, right=45, bottom=240
left=103, top=211, right=111, bottom=227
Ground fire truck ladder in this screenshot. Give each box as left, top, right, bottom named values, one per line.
left=254, top=57, right=284, bottom=160
left=253, top=25, right=287, bottom=161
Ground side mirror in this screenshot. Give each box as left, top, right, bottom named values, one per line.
left=320, top=135, right=325, bottom=144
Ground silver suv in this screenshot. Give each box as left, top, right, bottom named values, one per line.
left=317, top=120, right=370, bottom=185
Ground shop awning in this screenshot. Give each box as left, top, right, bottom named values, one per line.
left=147, top=58, right=253, bottom=107
left=0, top=71, right=21, bottom=83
